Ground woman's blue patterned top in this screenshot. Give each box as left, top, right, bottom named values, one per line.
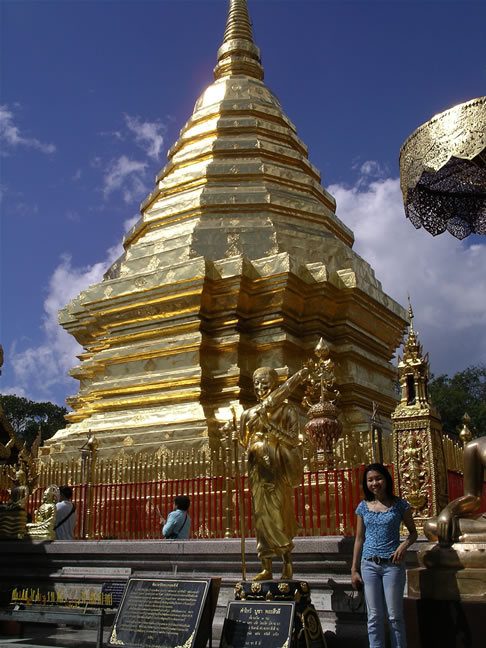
left=356, top=498, right=410, bottom=558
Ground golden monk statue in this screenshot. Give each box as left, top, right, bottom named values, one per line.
left=239, top=366, right=309, bottom=580
left=25, top=485, right=59, bottom=541
left=425, top=435, right=486, bottom=543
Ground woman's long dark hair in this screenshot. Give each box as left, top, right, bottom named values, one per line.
left=362, top=463, right=394, bottom=501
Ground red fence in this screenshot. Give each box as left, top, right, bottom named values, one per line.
left=21, top=467, right=367, bottom=540
left=10, top=467, right=486, bottom=540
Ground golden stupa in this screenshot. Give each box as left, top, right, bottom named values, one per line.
left=44, top=0, right=407, bottom=461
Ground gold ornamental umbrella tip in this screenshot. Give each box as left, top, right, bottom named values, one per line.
left=214, top=0, right=264, bottom=81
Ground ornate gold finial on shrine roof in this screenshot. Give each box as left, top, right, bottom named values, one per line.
left=399, top=295, right=429, bottom=373
left=396, top=297, right=432, bottom=410
left=458, top=412, right=472, bottom=446
left=214, top=0, right=264, bottom=81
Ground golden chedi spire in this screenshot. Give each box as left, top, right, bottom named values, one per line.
left=50, top=1, right=408, bottom=461
left=214, top=0, right=264, bottom=81
left=126, top=0, right=353, bottom=269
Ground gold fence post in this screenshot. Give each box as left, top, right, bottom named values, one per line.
left=224, top=423, right=234, bottom=538
left=81, top=433, right=98, bottom=539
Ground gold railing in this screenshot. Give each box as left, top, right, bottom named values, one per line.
left=442, top=435, right=464, bottom=473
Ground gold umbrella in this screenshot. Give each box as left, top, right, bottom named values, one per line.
left=399, top=96, right=486, bottom=239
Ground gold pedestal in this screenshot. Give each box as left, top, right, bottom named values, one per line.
left=405, top=543, right=486, bottom=648
left=408, top=566, right=486, bottom=602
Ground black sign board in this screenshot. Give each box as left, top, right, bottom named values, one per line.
left=101, top=581, right=127, bottom=608
left=107, top=577, right=217, bottom=648
left=220, top=601, right=296, bottom=648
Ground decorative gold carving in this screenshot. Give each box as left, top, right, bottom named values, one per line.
left=109, top=625, right=125, bottom=645
left=302, top=339, right=342, bottom=469
left=392, top=301, right=447, bottom=533
left=0, top=427, right=42, bottom=539
left=400, top=97, right=486, bottom=199
left=399, top=432, right=428, bottom=511
left=459, top=412, right=473, bottom=446
left=400, top=96, right=486, bottom=238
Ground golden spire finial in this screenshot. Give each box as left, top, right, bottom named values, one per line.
left=407, top=293, right=415, bottom=331
left=214, top=0, right=264, bottom=81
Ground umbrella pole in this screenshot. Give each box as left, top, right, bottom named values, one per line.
left=232, top=408, right=246, bottom=581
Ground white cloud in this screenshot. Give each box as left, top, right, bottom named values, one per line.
left=5, top=242, right=125, bottom=406
left=0, top=104, right=56, bottom=154
left=124, top=114, right=165, bottom=160
left=103, top=155, right=148, bottom=203
left=6, top=166, right=484, bottom=408
left=329, top=169, right=486, bottom=377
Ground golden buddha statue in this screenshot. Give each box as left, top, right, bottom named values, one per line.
left=25, top=485, right=59, bottom=541
left=0, top=468, right=30, bottom=539
left=6, top=469, right=30, bottom=510
left=239, top=366, right=309, bottom=580
left=425, top=435, right=486, bottom=545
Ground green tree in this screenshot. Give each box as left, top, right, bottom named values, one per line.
left=0, top=394, right=68, bottom=448
left=429, top=365, right=486, bottom=438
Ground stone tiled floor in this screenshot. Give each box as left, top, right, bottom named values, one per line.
left=0, top=623, right=111, bottom=648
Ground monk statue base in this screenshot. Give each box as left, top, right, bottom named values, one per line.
left=233, top=580, right=327, bottom=648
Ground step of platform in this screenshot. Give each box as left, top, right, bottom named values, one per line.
left=0, top=536, right=422, bottom=648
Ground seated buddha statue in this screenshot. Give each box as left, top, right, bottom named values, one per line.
left=25, top=485, right=59, bottom=541
left=425, top=435, right=486, bottom=545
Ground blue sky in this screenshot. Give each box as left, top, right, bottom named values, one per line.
left=1, top=0, right=485, bottom=407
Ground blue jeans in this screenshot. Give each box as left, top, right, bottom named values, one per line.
left=361, top=559, right=407, bottom=648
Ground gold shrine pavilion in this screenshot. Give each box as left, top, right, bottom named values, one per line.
left=44, top=0, right=407, bottom=462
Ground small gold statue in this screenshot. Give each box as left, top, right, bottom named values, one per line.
left=238, top=365, right=309, bottom=580
left=425, top=435, right=486, bottom=544
left=25, top=485, right=59, bottom=541
left=6, top=468, right=30, bottom=510
left=0, top=468, right=31, bottom=539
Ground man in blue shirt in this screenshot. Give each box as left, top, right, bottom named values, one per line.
left=162, top=495, right=190, bottom=539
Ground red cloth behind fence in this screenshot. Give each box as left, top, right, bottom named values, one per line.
left=5, top=466, right=485, bottom=539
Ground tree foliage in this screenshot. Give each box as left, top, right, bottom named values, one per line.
left=429, top=365, right=486, bottom=438
left=0, top=394, right=68, bottom=448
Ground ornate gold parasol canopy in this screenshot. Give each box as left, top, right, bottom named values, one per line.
left=399, top=96, right=486, bottom=239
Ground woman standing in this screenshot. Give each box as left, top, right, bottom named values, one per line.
left=351, top=463, right=417, bottom=648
